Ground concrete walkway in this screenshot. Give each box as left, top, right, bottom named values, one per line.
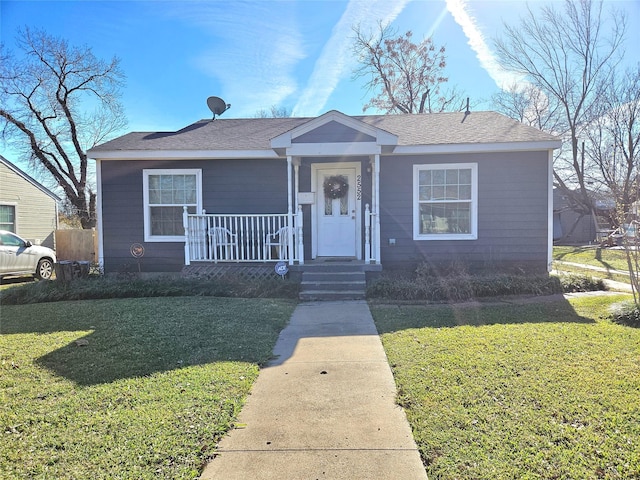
left=552, top=261, right=633, bottom=292
left=200, top=300, right=428, bottom=480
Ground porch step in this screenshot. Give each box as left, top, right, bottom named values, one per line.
left=299, top=267, right=366, bottom=301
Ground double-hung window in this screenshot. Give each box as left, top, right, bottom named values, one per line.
left=0, top=205, right=16, bottom=232
left=413, top=163, right=477, bottom=240
left=143, top=169, right=202, bottom=242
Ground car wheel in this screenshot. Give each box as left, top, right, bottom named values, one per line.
left=36, top=258, right=54, bottom=280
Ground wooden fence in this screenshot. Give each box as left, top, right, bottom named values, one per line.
left=55, top=229, right=97, bottom=262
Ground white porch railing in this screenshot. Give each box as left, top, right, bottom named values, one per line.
left=183, top=206, right=304, bottom=265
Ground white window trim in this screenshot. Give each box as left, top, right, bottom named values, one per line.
left=0, top=203, right=17, bottom=232
left=143, top=168, right=202, bottom=242
left=413, top=163, right=478, bottom=241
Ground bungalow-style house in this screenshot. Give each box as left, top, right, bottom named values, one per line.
left=0, top=155, right=60, bottom=249
left=88, top=110, right=561, bottom=277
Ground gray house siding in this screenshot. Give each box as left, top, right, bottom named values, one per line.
left=100, top=159, right=288, bottom=273
left=293, top=121, right=376, bottom=143
left=378, top=151, right=549, bottom=272
left=0, top=159, right=58, bottom=249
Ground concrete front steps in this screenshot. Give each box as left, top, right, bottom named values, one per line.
left=299, top=262, right=368, bottom=301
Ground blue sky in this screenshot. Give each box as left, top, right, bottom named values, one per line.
left=1, top=0, right=639, bottom=137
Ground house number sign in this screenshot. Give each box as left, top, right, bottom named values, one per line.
left=356, top=174, right=362, bottom=200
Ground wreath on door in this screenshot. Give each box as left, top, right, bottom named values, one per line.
left=323, top=175, right=349, bottom=199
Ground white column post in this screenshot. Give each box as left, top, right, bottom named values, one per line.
left=365, top=203, right=371, bottom=264
left=293, top=158, right=300, bottom=261
left=374, top=153, right=381, bottom=263
left=287, top=155, right=294, bottom=265
left=294, top=159, right=300, bottom=211
left=183, top=206, right=190, bottom=266
left=297, top=205, right=305, bottom=265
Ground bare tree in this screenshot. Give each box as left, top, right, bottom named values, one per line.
left=583, top=65, right=640, bottom=299
left=585, top=67, right=639, bottom=210
left=492, top=82, right=563, bottom=132
left=0, top=28, right=127, bottom=228
left=254, top=105, right=291, bottom=118
left=352, top=22, right=465, bottom=114
left=493, top=0, right=626, bottom=218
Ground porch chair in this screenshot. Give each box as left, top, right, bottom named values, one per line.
left=208, top=226, right=238, bottom=260
left=264, top=225, right=294, bottom=260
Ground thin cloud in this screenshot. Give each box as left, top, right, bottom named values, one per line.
left=292, top=0, right=411, bottom=117
left=445, top=0, right=523, bottom=90
left=163, top=2, right=304, bottom=116
left=426, top=6, right=450, bottom=39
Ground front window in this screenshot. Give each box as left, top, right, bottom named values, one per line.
left=414, top=163, right=477, bottom=240
left=0, top=205, right=16, bottom=232
left=143, top=169, right=202, bottom=241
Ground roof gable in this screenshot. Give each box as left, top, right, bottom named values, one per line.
left=292, top=120, right=376, bottom=144
left=271, top=110, right=398, bottom=150
left=0, top=155, right=61, bottom=202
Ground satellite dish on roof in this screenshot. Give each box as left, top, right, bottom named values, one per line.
left=207, top=96, right=231, bottom=120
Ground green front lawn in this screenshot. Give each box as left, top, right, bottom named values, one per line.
left=0, top=297, right=295, bottom=479
left=554, top=245, right=631, bottom=272
left=371, top=295, right=640, bottom=479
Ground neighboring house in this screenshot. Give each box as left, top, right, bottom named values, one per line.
left=553, top=188, right=615, bottom=245
left=88, top=110, right=561, bottom=275
left=0, top=155, right=60, bottom=249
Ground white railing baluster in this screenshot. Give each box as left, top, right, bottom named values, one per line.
left=184, top=212, right=299, bottom=263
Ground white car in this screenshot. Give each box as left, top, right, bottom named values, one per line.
left=0, top=230, right=57, bottom=280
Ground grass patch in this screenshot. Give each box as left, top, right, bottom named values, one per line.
left=371, top=294, right=640, bottom=479
left=552, top=263, right=632, bottom=285
left=554, top=245, right=631, bottom=272
left=0, top=297, right=295, bottom=479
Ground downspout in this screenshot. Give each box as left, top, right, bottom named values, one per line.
left=374, top=153, right=381, bottom=264
left=95, top=158, right=105, bottom=271
left=547, top=149, right=554, bottom=272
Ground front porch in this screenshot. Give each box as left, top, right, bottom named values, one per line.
left=182, top=206, right=380, bottom=267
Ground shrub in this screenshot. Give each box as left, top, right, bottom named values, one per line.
left=610, top=300, right=640, bottom=328
left=558, top=273, right=606, bottom=293
left=367, top=263, right=604, bottom=302
left=0, top=275, right=300, bottom=305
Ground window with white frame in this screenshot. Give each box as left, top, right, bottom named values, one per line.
left=143, top=169, right=202, bottom=242
left=0, top=205, right=16, bottom=232
left=413, top=163, right=477, bottom=240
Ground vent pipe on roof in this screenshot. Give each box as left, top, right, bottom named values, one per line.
left=461, top=97, right=471, bottom=123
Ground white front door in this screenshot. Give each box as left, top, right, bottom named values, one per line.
left=316, top=167, right=357, bottom=257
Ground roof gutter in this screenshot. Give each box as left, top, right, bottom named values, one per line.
left=87, top=140, right=562, bottom=161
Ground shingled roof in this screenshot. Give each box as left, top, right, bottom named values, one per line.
left=89, top=111, right=559, bottom=154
